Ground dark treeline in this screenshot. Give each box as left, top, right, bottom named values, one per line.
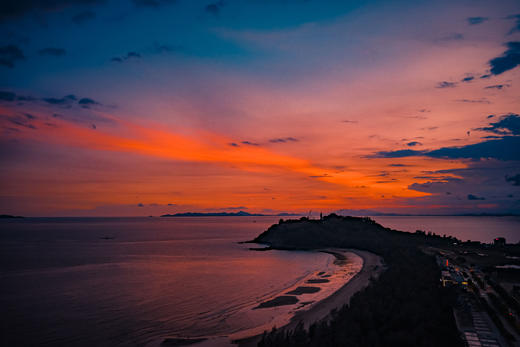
left=255, top=214, right=464, bottom=347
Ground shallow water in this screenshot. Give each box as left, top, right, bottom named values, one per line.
left=0, top=217, right=349, bottom=346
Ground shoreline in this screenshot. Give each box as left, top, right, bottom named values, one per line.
left=233, top=248, right=384, bottom=346
left=156, top=248, right=383, bottom=347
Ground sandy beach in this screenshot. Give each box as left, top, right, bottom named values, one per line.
left=233, top=248, right=384, bottom=346
left=156, top=248, right=384, bottom=347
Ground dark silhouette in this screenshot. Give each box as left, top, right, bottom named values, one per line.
left=253, top=214, right=464, bottom=347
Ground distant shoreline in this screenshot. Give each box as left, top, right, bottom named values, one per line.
left=2, top=214, right=518, bottom=219
left=160, top=211, right=299, bottom=217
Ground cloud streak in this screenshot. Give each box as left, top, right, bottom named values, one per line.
left=488, top=42, right=520, bottom=76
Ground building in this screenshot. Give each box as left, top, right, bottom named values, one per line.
left=493, top=237, right=506, bottom=246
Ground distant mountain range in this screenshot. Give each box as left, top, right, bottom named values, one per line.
left=160, top=211, right=299, bottom=217
left=0, top=214, right=23, bottom=218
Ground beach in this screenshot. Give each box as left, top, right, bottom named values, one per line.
left=232, top=248, right=384, bottom=346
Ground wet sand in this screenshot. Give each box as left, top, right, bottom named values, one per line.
left=234, top=248, right=384, bottom=346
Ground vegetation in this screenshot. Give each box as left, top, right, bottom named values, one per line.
left=487, top=279, right=520, bottom=316
left=479, top=296, right=515, bottom=342
left=255, top=214, right=463, bottom=347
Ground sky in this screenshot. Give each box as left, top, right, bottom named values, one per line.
left=1, top=0, right=520, bottom=216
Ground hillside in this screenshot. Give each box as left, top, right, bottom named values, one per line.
left=253, top=214, right=464, bottom=347
left=252, top=214, right=454, bottom=252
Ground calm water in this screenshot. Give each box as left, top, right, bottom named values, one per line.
left=1, top=216, right=518, bottom=346
left=0, top=217, right=346, bottom=347
left=373, top=216, right=520, bottom=243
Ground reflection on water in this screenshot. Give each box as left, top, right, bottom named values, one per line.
left=0, top=217, right=342, bottom=346
left=2, top=215, right=516, bottom=346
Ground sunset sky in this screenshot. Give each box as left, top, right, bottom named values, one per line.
left=1, top=0, right=520, bottom=216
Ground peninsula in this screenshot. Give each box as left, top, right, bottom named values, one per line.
left=244, top=214, right=465, bottom=346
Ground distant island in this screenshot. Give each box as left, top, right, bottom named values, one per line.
left=160, top=211, right=299, bottom=217
left=0, top=214, right=24, bottom=218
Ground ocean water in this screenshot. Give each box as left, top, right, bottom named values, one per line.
left=0, top=216, right=354, bottom=347
left=1, top=216, right=517, bottom=346
left=372, top=216, right=520, bottom=243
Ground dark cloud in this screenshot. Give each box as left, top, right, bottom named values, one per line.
left=506, top=14, right=520, bottom=35
left=269, top=137, right=298, bottom=143
left=78, top=97, right=101, bottom=108
left=488, top=42, right=520, bottom=76
left=1, top=90, right=104, bottom=111
left=78, top=98, right=97, bottom=105
left=506, top=174, right=520, bottom=186
left=137, top=203, right=144, bottom=207
left=0, top=91, right=16, bottom=101
left=374, top=136, right=520, bottom=161
left=72, top=10, right=96, bottom=24
left=111, top=51, right=141, bottom=63
left=467, top=194, right=485, bottom=200
left=0, top=45, right=24, bottom=68
left=127, top=51, right=141, bottom=58
left=484, top=84, right=511, bottom=90
left=407, top=141, right=422, bottom=147
left=342, top=120, right=358, bottom=124
left=436, top=81, right=457, bottom=88
left=476, top=114, right=520, bottom=136
left=374, top=114, right=520, bottom=161
left=0, top=0, right=105, bottom=21
left=38, top=48, right=66, bottom=56
left=43, top=94, right=77, bottom=105
left=372, top=149, right=424, bottom=158
left=467, top=17, right=488, bottom=25
left=205, top=1, right=224, bottom=15
left=241, top=141, right=259, bottom=146
left=388, top=163, right=410, bottom=167
left=228, top=142, right=239, bottom=147
left=112, top=44, right=179, bottom=63
left=405, top=160, right=520, bottom=214
left=427, top=137, right=520, bottom=161
left=461, top=76, right=474, bottom=83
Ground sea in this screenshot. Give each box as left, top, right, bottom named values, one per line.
left=1, top=215, right=519, bottom=346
